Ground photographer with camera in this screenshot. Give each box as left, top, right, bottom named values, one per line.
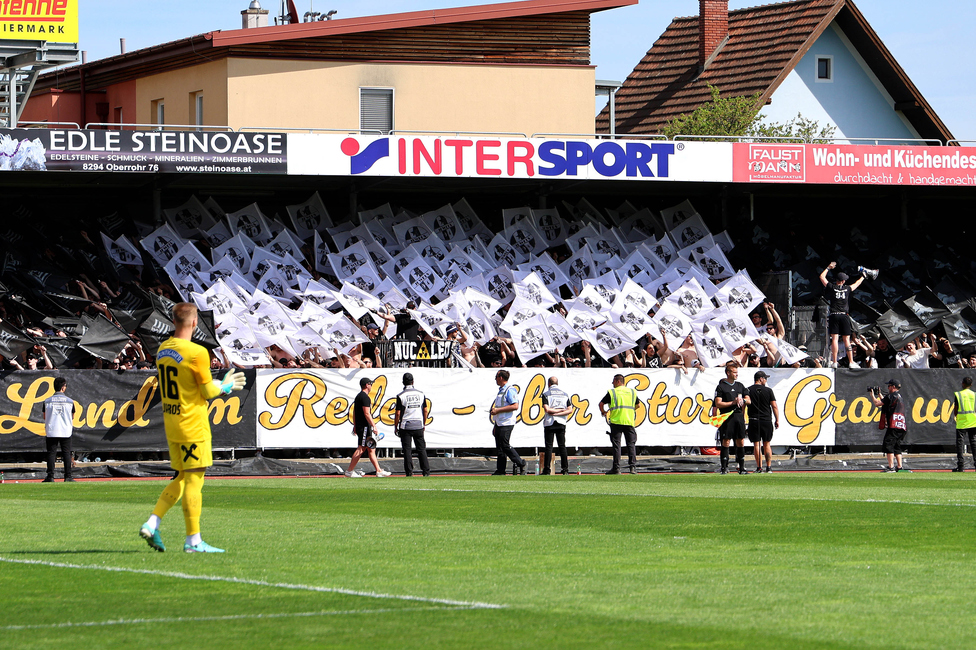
left=869, top=379, right=911, bottom=473
left=819, top=262, right=865, bottom=369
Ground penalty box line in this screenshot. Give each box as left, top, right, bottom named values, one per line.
left=1, top=606, right=473, bottom=631
left=0, top=556, right=507, bottom=610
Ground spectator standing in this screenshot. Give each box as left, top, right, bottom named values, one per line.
left=490, top=369, right=525, bottom=476
left=599, top=374, right=639, bottom=475
left=872, top=337, right=897, bottom=369
left=819, top=262, right=865, bottom=368
left=953, top=376, right=976, bottom=472
left=541, top=376, right=573, bottom=475
left=897, top=335, right=937, bottom=369
left=395, top=373, right=429, bottom=477
left=747, top=371, right=779, bottom=473
left=42, top=377, right=75, bottom=483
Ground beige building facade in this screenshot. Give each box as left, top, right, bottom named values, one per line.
left=24, top=0, right=632, bottom=137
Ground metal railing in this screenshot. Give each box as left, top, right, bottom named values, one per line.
left=673, top=134, right=805, bottom=143
left=820, top=137, right=943, bottom=146
left=531, top=132, right=668, bottom=140
left=84, top=122, right=234, bottom=132
left=389, top=129, right=528, bottom=138
left=15, top=121, right=80, bottom=129
left=237, top=126, right=384, bottom=135
left=948, top=140, right=976, bottom=147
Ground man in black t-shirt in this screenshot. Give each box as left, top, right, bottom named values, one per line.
left=377, top=301, right=421, bottom=340
left=819, top=262, right=865, bottom=369
left=712, top=361, right=750, bottom=475
left=872, top=337, right=897, bottom=369
left=345, top=377, right=391, bottom=478
left=870, top=379, right=910, bottom=472
left=747, top=371, right=779, bottom=473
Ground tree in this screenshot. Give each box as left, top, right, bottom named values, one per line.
left=662, top=85, right=836, bottom=143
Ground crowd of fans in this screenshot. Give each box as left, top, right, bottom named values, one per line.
left=0, top=193, right=972, bottom=376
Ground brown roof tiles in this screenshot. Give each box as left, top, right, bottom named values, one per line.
left=597, top=0, right=952, bottom=143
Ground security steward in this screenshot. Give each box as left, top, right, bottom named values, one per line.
left=953, top=376, right=976, bottom=472
left=599, top=374, right=639, bottom=475
left=395, top=372, right=430, bottom=477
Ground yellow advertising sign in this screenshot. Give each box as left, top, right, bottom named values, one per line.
left=0, top=0, right=78, bottom=43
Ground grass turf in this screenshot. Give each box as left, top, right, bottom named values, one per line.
left=1, top=472, right=974, bottom=649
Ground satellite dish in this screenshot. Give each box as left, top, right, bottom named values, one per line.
left=287, top=0, right=299, bottom=24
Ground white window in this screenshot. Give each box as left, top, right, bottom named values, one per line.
left=360, top=88, right=393, bottom=135
left=152, top=99, right=165, bottom=126
left=193, top=92, right=204, bottom=129
left=816, top=56, right=833, bottom=82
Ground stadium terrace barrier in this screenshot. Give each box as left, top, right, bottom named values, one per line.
left=0, top=369, right=966, bottom=455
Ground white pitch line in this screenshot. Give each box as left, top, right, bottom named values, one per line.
left=376, top=485, right=976, bottom=509
left=2, top=606, right=473, bottom=631
left=0, top=557, right=506, bottom=610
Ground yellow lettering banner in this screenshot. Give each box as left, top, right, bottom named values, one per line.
left=0, top=0, right=78, bottom=43
left=256, top=368, right=836, bottom=449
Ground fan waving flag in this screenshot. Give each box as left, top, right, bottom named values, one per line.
left=583, top=322, right=635, bottom=361
left=509, top=314, right=557, bottom=362
left=715, top=271, right=765, bottom=313
left=512, top=271, right=558, bottom=309
left=544, top=311, right=583, bottom=353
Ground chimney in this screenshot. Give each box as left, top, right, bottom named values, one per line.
left=699, top=0, right=729, bottom=69
left=242, top=0, right=269, bottom=29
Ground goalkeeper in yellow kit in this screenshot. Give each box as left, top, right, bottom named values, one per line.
left=139, top=303, right=245, bottom=553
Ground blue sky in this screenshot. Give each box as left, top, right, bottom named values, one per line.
left=74, top=1, right=974, bottom=139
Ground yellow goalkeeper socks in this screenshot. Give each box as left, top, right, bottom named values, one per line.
left=181, top=470, right=204, bottom=537
left=150, top=471, right=186, bottom=525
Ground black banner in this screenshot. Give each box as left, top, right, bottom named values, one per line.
left=834, top=369, right=969, bottom=446
left=0, top=129, right=287, bottom=175
left=0, top=369, right=257, bottom=453
left=388, top=340, right=456, bottom=361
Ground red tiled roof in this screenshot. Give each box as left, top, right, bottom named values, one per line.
left=598, top=0, right=840, bottom=135
left=214, top=0, right=637, bottom=47
left=597, top=0, right=953, bottom=142
left=37, top=0, right=635, bottom=93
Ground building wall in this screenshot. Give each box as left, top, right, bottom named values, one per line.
left=135, top=59, right=229, bottom=127
left=761, top=23, right=919, bottom=141
left=224, top=58, right=595, bottom=136
left=20, top=79, right=137, bottom=127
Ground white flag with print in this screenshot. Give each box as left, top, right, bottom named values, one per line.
left=509, top=314, right=557, bottom=362
left=583, top=322, right=635, bottom=361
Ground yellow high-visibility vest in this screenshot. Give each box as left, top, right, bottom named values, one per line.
left=608, top=386, right=637, bottom=426
left=955, top=389, right=976, bottom=430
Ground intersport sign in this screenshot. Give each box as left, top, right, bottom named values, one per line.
left=287, top=134, right=733, bottom=183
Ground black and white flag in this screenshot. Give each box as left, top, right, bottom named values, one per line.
left=140, top=223, right=184, bottom=267
left=286, top=192, right=332, bottom=240
left=509, top=314, right=557, bottom=362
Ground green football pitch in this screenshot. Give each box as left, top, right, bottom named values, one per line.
left=2, top=472, right=974, bottom=649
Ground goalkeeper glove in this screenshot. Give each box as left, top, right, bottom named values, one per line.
left=218, top=369, right=246, bottom=395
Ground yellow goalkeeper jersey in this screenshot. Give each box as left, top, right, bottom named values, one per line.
left=156, top=336, right=221, bottom=443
